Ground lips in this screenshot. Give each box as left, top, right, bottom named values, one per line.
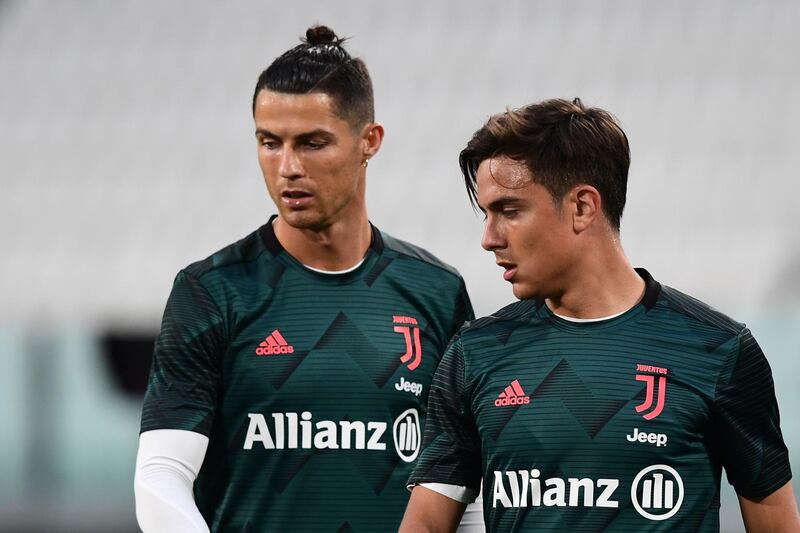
left=497, top=261, right=517, bottom=282
left=281, top=189, right=313, bottom=208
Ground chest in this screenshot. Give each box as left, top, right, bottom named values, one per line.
left=217, top=280, right=449, bottom=420
left=471, top=332, right=723, bottom=468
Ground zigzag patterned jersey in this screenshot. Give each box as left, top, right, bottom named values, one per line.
left=409, top=269, right=791, bottom=532
left=141, top=217, right=473, bottom=531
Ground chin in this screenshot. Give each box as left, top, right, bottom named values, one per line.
left=511, top=284, right=532, bottom=300
left=279, top=209, right=323, bottom=230
left=510, top=280, right=541, bottom=301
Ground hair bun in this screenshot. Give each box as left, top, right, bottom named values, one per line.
left=305, top=25, right=340, bottom=46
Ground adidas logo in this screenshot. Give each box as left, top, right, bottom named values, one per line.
left=494, top=379, right=530, bottom=407
left=255, top=330, right=295, bottom=355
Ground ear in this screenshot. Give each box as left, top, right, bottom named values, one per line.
left=360, top=122, right=384, bottom=160
left=569, top=185, right=602, bottom=233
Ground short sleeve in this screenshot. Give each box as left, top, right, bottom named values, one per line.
left=140, top=270, right=227, bottom=436
left=408, top=335, right=482, bottom=491
left=713, top=328, right=792, bottom=497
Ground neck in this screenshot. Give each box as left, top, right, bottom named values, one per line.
left=273, top=211, right=372, bottom=271
left=545, top=233, right=645, bottom=319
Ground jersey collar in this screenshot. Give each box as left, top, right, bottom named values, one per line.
left=259, top=214, right=384, bottom=257
left=534, top=268, right=662, bottom=330
left=636, top=268, right=661, bottom=311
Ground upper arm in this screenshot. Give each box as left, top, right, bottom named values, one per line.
left=408, top=336, right=482, bottom=491
left=738, top=481, right=800, bottom=533
left=713, top=328, right=792, bottom=497
left=399, top=485, right=467, bottom=533
left=140, top=270, right=227, bottom=436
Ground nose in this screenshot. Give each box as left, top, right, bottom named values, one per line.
left=481, top=217, right=505, bottom=251
left=278, top=147, right=303, bottom=180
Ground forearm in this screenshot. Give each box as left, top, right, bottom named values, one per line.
left=134, top=429, right=211, bottom=533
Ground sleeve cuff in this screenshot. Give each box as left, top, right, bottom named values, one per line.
left=411, top=482, right=479, bottom=504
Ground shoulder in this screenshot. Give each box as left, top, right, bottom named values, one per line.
left=442, top=300, right=538, bottom=384
left=657, top=284, right=745, bottom=337
left=378, top=229, right=463, bottom=281
left=182, top=224, right=272, bottom=281
left=651, top=283, right=752, bottom=361
left=459, top=299, right=540, bottom=340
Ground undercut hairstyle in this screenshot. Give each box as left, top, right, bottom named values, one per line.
left=459, top=98, right=631, bottom=231
left=252, top=25, right=374, bottom=129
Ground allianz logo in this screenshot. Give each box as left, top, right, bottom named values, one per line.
left=243, top=408, right=421, bottom=462
left=493, top=464, right=684, bottom=521
left=492, top=469, right=619, bottom=509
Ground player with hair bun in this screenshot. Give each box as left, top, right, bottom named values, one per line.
left=134, top=26, right=475, bottom=532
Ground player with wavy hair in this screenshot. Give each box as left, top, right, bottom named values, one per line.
left=402, top=98, right=799, bottom=532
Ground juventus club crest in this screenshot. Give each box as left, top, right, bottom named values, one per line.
left=634, top=363, right=668, bottom=420
left=393, top=315, right=422, bottom=370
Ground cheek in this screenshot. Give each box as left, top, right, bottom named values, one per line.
left=506, top=219, right=538, bottom=252
left=257, top=157, right=281, bottom=196
left=257, top=152, right=276, bottom=178
left=325, top=159, right=360, bottom=193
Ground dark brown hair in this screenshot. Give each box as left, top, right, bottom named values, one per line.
left=459, top=98, right=631, bottom=230
left=252, top=25, right=374, bottom=129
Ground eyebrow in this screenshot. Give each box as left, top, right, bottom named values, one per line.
left=254, top=128, right=335, bottom=142
left=481, top=195, right=525, bottom=213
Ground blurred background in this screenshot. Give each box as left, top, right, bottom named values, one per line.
left=1, top=0, right=798, bottom=531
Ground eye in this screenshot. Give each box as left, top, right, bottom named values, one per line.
left=304, top=140, right=327, bottom=150
left=501, top=208, right=518, bottom=219
left=258, top=138, right=280, bottom=150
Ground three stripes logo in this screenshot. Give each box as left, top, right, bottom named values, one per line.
left=634, top=363, right=668, bottom=420
left=255, top=329, right=295, bottom=355
left=494, top=379, right=531, bottom=407
left=631, top=464, right=684, bottom=520
left=393, top=315, right=423, bottom=371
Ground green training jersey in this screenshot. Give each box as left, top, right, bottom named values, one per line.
left=140, top=218, right=473, bottom=532
left=409, top=269, right=791, bottom=532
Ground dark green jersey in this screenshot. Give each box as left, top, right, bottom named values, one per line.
left=140, top=219, right=473, bottom=532
left=409, top=269, right=791, bottom=532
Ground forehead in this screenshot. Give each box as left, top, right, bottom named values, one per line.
left=475, top=156, right=535, bottom=206
left=253, top=90, right=348, bottom=134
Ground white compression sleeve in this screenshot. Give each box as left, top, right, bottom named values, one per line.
left=417, top=482, right=478, bottom=504
left=134, top=429, right=211, bottom=533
